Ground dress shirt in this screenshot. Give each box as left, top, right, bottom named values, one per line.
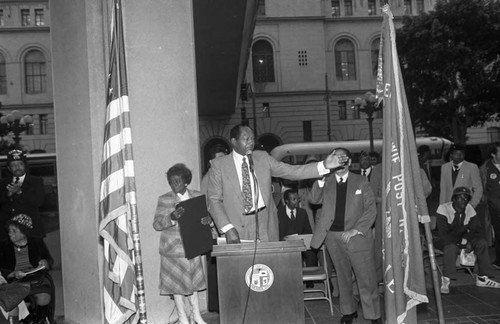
left=286, top=206, right=296, bottom=220
left=453, top=161, right=463, bottom=170
left=13, top=174, right=26, bottom=185
left=361, top=167, right=372, bottom=177
left=317, top=173, right=348, bottom=188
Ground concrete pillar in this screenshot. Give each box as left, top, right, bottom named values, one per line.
left=50, top=1, right=200, bottom=323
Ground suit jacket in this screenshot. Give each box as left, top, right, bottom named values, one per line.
left=153, top=189, right=202, bottom=258
left=439, top=161, right=482, bottom=207
left=207, top=150, right=321, bottom=241
left=277, top=205, right=312, bottom=240
left=309, top=171, right=376, bottom=249
left=0, top=175, right=45, bottom=241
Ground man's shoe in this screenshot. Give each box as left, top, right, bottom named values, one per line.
left=440, top=276, right=450, bottom=294
left=371, top=319, right=382, bottom=324
left=340, top=311, right=358, bottom=324
left=476, top=275, right=500, bottom=288
left=492, top=262, right=500, bottom=270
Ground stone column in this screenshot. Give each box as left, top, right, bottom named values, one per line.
left=50, top=1, right=201, bottom=322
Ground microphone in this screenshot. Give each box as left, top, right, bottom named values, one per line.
left=246, top=151, right=254, bottom=173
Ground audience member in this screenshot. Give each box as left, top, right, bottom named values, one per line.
left=435, top=187, right=500, bottom=294
left=479, top=142, right=500, bottom=269
left=207, top=124, right=347, bottom=243
left=0, top=214, right=54, bottom=324
left=439, top=144, right=482, bottom=208
left=368, top=151, right=381, bottom=166
left=309, top=148, right=381, bottom=324
left=418, top=145, right=433, bottom=199
left=0, top=150, right=45, bottom=242
left=153, top=163, right=207, bottom=324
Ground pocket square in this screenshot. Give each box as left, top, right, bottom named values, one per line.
left=355, top=189, right=362, bottom=195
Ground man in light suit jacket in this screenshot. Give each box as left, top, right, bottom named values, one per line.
left=207, top=124, right=347, bottom=243
left=440, top=144, right=482, bottom=209
left=310, top=148, right=381, bottom=324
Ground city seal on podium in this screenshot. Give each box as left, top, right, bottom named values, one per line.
left=245, top=264, right=274, bottom=292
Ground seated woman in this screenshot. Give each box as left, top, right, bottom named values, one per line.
left=0, top=214, right=54, bottom=324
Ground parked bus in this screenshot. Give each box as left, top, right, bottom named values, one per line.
left=270, top=137, right=453, bottom=172
left=0, top=152, right=58, bottom=229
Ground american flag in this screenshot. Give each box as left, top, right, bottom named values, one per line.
left=98, top=1, right=147, bottom=323
left=378, top=5, right=429, bottom=324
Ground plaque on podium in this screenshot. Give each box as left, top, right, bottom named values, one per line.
left=212, top=241, right=306, bottom=324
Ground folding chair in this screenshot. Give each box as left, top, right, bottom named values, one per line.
left=285, top=234, right=334, bottom=316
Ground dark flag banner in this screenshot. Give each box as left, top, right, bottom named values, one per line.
left=378, top=5, right=429, bottom=323
left=99, top=1, right=147, bottom=323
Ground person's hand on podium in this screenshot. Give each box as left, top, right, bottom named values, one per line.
left=225, top=228, right=241, bottom=244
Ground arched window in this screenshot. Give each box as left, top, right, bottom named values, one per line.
left=371, top=38, right=380, bottom=78
left=0, top=53, right=6, bottom=94
left=335, top=39, right=356, bottom=81
left=252, top=40, right=275, bottom=83
left=25, top=49, right=46, bottom=94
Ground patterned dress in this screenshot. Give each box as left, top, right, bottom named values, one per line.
left=153, top=189, right=206, bottom=295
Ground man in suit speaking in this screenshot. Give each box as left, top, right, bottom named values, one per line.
left=207, top=124, right=347, bottom=243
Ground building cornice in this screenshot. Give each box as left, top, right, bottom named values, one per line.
left=0, top=26, right=50, bottom=32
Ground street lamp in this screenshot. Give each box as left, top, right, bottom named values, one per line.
left=352, top=91, right=383, bottom=152
left=0, top=110, right=34, bottom=147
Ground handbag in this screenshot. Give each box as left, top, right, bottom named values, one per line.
left=0, top=281, right=31, bottom=312
left=459, top=249, right=476, bottom=267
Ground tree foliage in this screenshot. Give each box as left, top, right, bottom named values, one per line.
left=396, top=0, right=500, bottom=143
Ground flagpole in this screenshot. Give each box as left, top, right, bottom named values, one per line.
left=114, top=1, right=148, bottom=322
left=423, top=223, right=445, bottom=323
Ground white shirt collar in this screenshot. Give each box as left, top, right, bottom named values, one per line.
left=335, top=173, right=348, bottom=183
left=176, top=190, right=190, bottom=202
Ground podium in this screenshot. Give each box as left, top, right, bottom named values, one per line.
left=212, top=241, right=306, bottom=324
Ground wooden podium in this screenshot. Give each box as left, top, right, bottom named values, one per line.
left=212, top=241, right=306, bottom=324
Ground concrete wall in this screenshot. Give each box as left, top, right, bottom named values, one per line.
left=50, top=1, right=201, bottom=323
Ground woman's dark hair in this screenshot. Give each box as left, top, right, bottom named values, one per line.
left=166, top=163, right=192, bottom=185
left=6, top=218, right=32, bottom=237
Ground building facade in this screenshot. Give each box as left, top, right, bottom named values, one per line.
left=199, top=0, right=435, bottom=171
left=0, top=0, right=55, bottom=153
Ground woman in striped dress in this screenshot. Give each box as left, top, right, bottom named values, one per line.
left=153, top=163, right=207, bottom=324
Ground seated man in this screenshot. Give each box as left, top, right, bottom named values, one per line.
left=435, top=187, right=500, bottom=294
left=278, top=189, right=318, bottom=269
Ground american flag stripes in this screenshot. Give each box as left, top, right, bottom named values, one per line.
left=98, top=1, right=147, bottom=323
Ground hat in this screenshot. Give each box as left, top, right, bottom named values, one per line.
left=452, top=187, right=472, bottom=200
left=9, top=214, right=33, bottom=230
left=7, top=149, right=27, bottom=163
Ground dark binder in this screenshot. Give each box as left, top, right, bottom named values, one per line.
left=176, top=195, right=214, bottom=259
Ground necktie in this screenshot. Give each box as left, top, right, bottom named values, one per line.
left=290, top=210, right=295, bottom=221
left=14, top=177, right=20, bottom=184
left=453, top=165, right=459, bottom=172
left=362, top=169, right=366, bottom=176
left=338, top=177, right=344, bottom=185
left=242, top=157, right=253, bottom=213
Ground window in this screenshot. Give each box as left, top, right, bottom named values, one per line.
left=344, top=0, right=353, bottom=16
left=257, top=0, right=265, bottom=16
left=371, top=38, right=380, bottom=78
left=303, top=121, right=312, bottom=142
left=416, top=0, right=424, bottom=13
left=368, top=0, right=377, bottom=15
left=40, top=114, right=48, bottom=134
left=298, top=51, right=308, bottom=66
left=338, top=101, right=347, bottom=120
left=0, top=10, right=4, bottom=26
left=335, top=39, right=356, bottom=81
left=352, top=101, right=360, bottom=119
left=404, top=0, right=413, bottom=15
left=252, top=40, right=275, bottom=83
left=25, top=50, right=47, bottom=94
left=35, top=9, right=44, bottom=26
left=0, top=54, right=6, bottom=94
left=21, top=9, right=30, bottom=26
left=331, top=0, right=340, bottom=17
